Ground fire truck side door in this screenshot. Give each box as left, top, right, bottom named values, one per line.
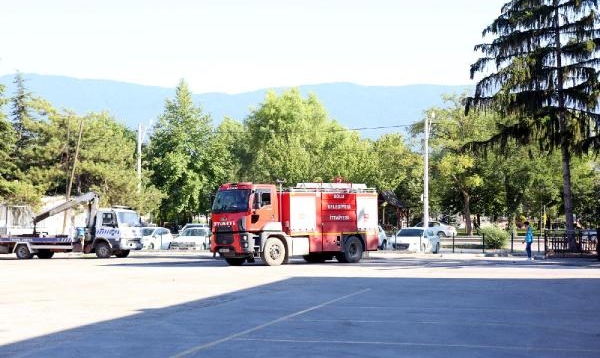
left=251, top=189, right=276, bottom=226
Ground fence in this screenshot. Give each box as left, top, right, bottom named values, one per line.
left=384, top=229, right=598, bottom=259
left=438, top=234, right=543, bottom=255
left=544, top=229, right=598, bottom=258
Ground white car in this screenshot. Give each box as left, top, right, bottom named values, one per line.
left=171, top=227, right=211, bottom=250
left=415, top=221, right=457, bottom=238
left=141, top=227, right=173, bottom=250
left=391, top=227, right=440, bottom=253
left=180, top=223, right=209, bottom=232
left=378, top=225, right=388, bottom=250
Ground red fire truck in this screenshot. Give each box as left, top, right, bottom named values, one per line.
left=210, top=182, right=379, bottom=266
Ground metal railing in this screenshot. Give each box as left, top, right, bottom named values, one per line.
left=543, top=229, right=598, bottom=258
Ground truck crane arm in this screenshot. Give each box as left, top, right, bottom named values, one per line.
left=33, top=192, right=100, bottom=232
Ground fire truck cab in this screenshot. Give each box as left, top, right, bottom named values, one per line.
left=210, top=182, right=378, bottom=266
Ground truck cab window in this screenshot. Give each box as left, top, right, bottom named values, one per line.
left=260, top=191, right=271, bottom=207
left=102, top=213, right=115, bottom=226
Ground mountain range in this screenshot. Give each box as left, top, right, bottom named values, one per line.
left=0, top=73, right=472, bottom=139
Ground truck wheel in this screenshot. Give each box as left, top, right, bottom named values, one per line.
left=37, top=250, right=55, bottom=259
left=261, top=237, right=286, bottom=266
left=225, top=257, right=246, bottom=266
left=15, top=244, right=34, bottom=259
left=95, top=241, right=112, bottom=258
left=114, top=250, right=130, bottom=258
left=337, top=236, right=363, bottom=263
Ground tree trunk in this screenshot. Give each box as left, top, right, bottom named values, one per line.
left=554, top=1, right=576, bottom=249
left=462, top=190, right=472, bottom=235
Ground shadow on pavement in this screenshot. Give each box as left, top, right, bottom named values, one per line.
left=2, top=274, right=600, bottom=358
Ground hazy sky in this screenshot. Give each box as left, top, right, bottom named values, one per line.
left=1, top=0, right=507, bottom=94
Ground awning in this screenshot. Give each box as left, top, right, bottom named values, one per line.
left=379, top=190, right=409, bottom=209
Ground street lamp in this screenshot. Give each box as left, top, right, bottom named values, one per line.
left=137, top=120, right=153, bottom=192
left=423, top=111, right=434, bottom=248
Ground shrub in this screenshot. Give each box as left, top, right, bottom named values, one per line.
left=480, top=225, right=509, bottom=249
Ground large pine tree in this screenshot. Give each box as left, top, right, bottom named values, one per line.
left=466, top=0, right=600, bottom=235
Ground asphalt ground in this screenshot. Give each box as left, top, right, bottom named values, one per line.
left=1, top=251, right=599, bottom=358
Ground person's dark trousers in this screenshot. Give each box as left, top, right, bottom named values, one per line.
left=526, top=242, right=532, bottom=258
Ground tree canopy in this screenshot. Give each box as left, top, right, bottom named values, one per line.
left=466, top=0, right=600, bottom=232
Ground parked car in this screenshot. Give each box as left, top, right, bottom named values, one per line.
left=171, top=227, right=211, bottom=250
left=180, top=223, right=209, bottom=232
left=415, top=221, right=457, bottom=238
left=141, top=227, right=173, bottom=250
left=378, top=225, right=388, bottom=250
left=391, top=227, right=440, bottom=253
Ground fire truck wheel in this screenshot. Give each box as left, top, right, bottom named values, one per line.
left=15, top=244, right=34, bottom=259
left=261, top=237, right=286, bottom=266
left=37, top=250, right=54, bottom=259
left=95, top=241, right=113, bottom=258
left=225, top=257, right=246, bottom=266
left=337, top=236, right=363, bottom=263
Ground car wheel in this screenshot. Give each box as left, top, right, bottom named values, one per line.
left=95, top=241, right=112, bottom=258
left=15, top=244, right=34, bottom=259
left=437, top=231, right=446, bottom=238
left=149, top=243, right=154, bottom=250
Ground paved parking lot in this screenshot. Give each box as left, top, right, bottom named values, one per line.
left=1, top=251, right=600, bottom=358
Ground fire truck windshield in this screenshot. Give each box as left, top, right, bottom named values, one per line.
left=212, top=189, right=251, bottom=213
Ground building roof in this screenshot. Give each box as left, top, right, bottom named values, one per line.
left=379, top=190, right=409, bottom=208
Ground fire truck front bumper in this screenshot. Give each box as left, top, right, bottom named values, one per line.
left=214, top=232, right=255, bottom=255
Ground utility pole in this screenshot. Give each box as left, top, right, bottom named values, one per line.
left=62, top=118, right=84, bottom=234
left=137, top=121, right=152, bottom=192
left=423, top=111, right=434, bottom=243
left=137, top=123, right=143, bottom=192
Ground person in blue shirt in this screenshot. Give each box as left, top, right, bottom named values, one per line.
left=524, top=221, right=534, bottom=260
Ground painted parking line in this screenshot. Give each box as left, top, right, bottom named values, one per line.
left=169, top=288, right=371, bottom=358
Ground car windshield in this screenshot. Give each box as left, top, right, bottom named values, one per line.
left=181, top=228, right=210, bottom=237
left=397, top=228, right=424, bottom=237
left=117, top=211, right=142, bottom=227
left=212, top=189, right=250, bottom=213
left=141, top=228, right=154, bottom=236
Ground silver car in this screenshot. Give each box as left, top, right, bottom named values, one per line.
left=391, top=227, right=440, bottom=253
left=415, top=221, right=457, bottom=238
left=171, top=227, right=211, bottom=250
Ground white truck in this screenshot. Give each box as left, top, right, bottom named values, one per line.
left=0, top=192, right=143, bottom=259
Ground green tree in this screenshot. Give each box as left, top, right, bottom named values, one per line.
left=242, top=88, right=376, bottom=186
left=417, top=96, right=495, bottom=235
left=0, top=80, right=21, bottom=202
left=372, top=133, right=420, bottom=191
left=146, top=79, right=216, bottom=224
left=466, top=0, right=600, bottom=235
left=212, top=117, right=246, bottom=183
left=10, top=72, right=34, bottom=154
